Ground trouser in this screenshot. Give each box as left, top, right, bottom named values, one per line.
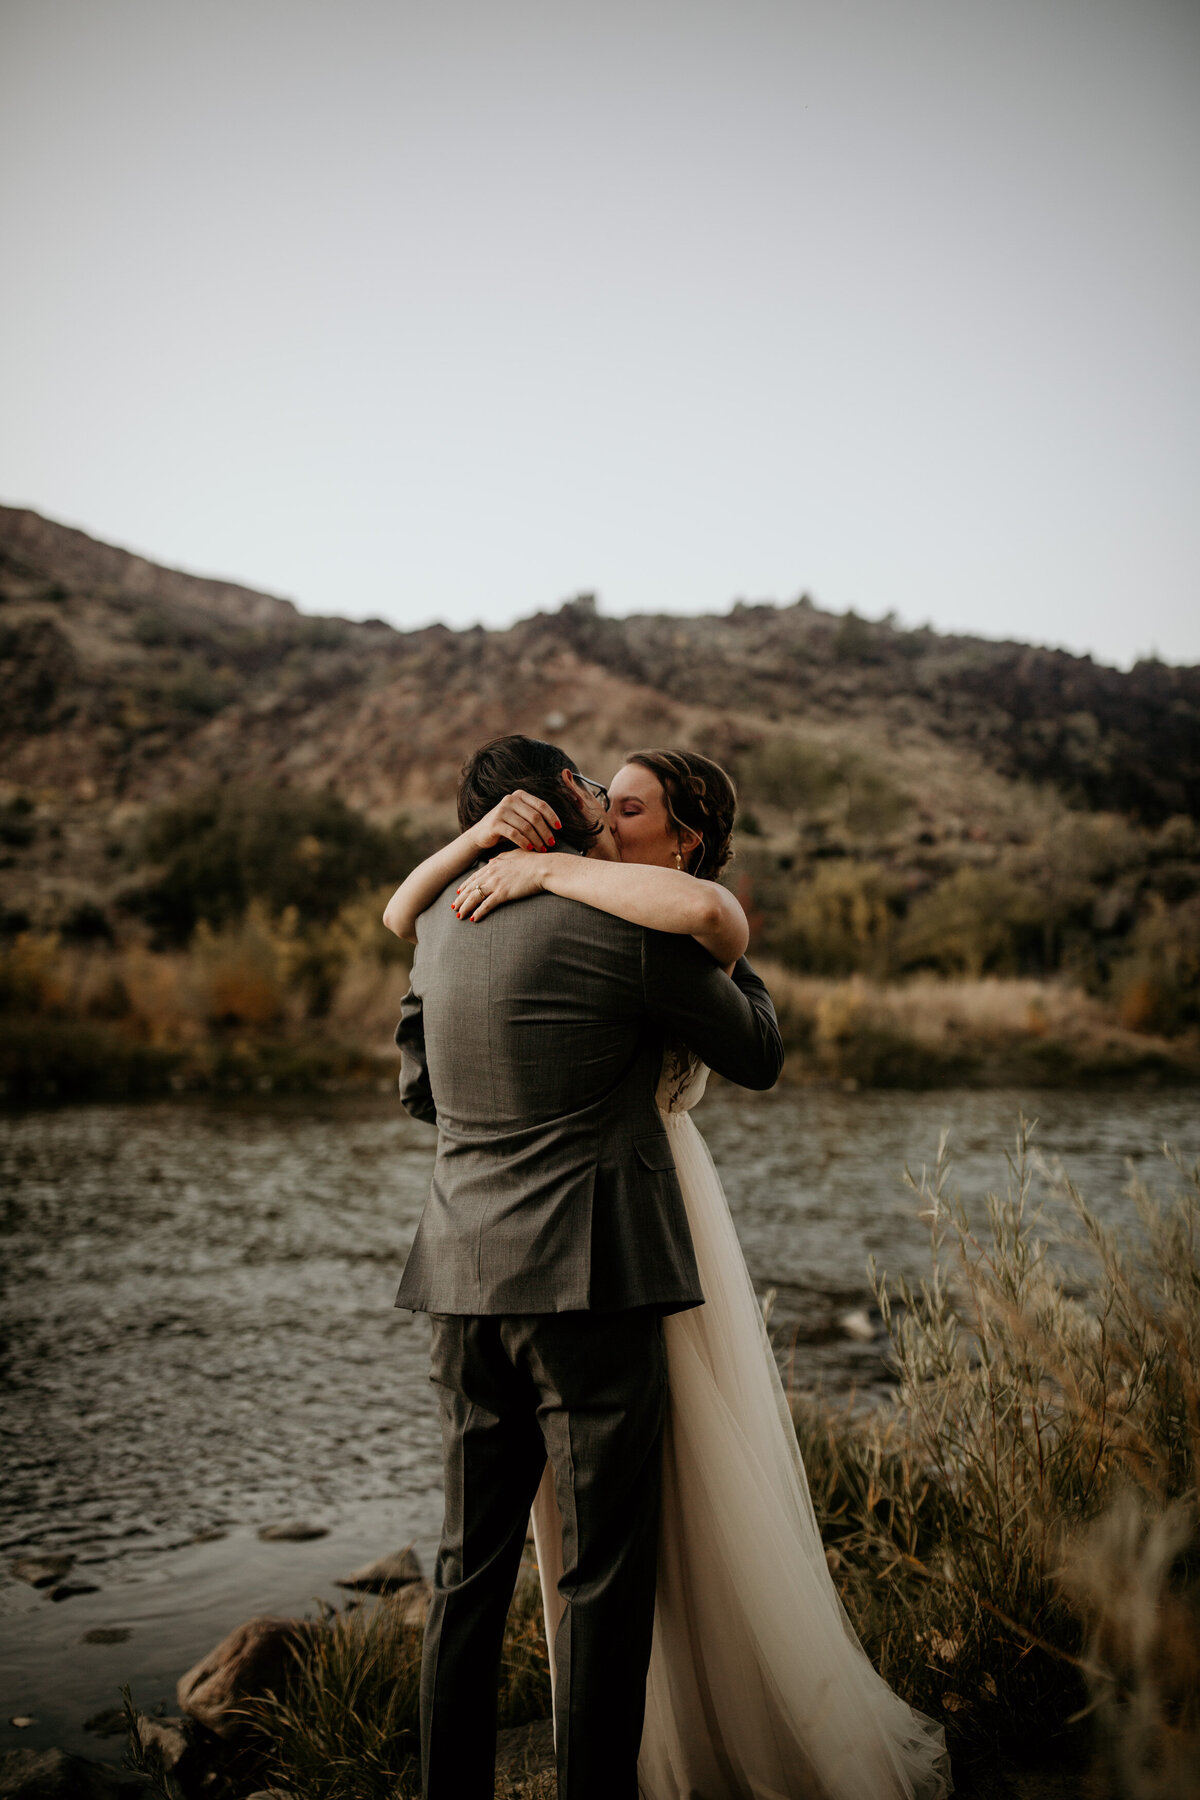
left=420, top=1308, right=667, bottom=1800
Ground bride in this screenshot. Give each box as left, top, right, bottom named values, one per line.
left=384, top=748, right=951, bottom=1800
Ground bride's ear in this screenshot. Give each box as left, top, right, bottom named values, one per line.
left=680, top=828, right=703, bottom=868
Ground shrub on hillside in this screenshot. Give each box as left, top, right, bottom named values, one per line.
left=1111, top=893, right=1200, bottom=1036
left=737, top=736, right=908, bottom=837
left=130, top=783, right=420, bottom=943
left=775, top=862, right=905, bottom=977
left=894, top=866, right=1045, bottom=978
left=737, top=735, right=843, bottom=812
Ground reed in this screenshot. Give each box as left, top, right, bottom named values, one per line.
left=755, top=961, right=1196, bottom=1086
left=130, top=1128, right=1199, bottom=1796
left=793, top=1124, right=1200, bottom=1788
left=242, top=1556, right=552, bottom=1800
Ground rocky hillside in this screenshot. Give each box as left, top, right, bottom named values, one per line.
left=2, top=503, right=1199, bottom=954
left=4, top=504, right=1198, bottom=814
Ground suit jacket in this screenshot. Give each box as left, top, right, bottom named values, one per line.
left=393, top=855, right=783, bottom=1316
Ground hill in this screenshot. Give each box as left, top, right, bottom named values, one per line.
left=2, top=505, right=1198, bottom=1095
left=3, top=502, right=1199, bottom=827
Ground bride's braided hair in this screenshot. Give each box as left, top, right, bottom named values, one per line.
left=625, top=749, right=737, bottom=881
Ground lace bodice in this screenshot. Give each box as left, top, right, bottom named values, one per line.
left=656, top=1045, right=710, bottom=1116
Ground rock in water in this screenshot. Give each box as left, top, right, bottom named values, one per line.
left=335, top=1546, right=422, bottom=1593
left=177, top=1616, right=319, bottom=1738
left=0, top=1748, right=145, bottom=1797
left=135, top=1715, right=190, bottom=1774
left=391, top=1579, right=432, bottom=1628
left=256, top=1522, right=329, bottom=1542
left=81, top=1710, right=127, bottom=1740
left=8, top=1556, right=74, bottom=1590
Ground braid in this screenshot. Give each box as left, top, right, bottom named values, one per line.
left=624, top=749, right=737, bottom=880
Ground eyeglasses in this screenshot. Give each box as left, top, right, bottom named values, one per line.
left=575, top=773, right=610, bottom=812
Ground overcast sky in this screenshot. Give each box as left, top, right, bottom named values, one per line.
left=2, top=0, right=1197, bottom=666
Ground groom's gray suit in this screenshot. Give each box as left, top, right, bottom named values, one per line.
left=396, top=850, right=783, bottom=1800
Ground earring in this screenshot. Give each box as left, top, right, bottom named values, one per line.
left=674, top=850, right=683, bottom=871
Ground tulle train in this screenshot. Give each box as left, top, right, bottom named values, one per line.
left=531, top=1108, right=951, bottom=1800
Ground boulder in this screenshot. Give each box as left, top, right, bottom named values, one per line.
left=177, top=1616, right=320, bottom=1739
left=8, top=1557, right=74, bottom=1590
left=48, top=1581, right=100, bottom=1602
left=335, top=1546, right=422, bottom=1593
left=82, top=1710, right=127, bottom=1741
left=389, top=1578, right=431, bottom=1628
left=0, top=1748, right=145, bottom=1798
left=256, top=1523, right=328, bottom=1543
left=135, top=1716, right=188, bottom=1772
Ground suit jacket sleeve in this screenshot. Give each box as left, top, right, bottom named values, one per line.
left=396, top=980, right=438, bottom=1126
left=642, top=938, right=784, bottom=1090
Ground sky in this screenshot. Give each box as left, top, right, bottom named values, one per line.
left=1, top=0, right=1197, bottom=668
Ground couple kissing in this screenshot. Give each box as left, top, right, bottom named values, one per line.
left=383, top=735, right=951, bottom=1800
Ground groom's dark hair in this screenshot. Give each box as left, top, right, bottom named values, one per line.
left=457, top=735, right=602, bottom=853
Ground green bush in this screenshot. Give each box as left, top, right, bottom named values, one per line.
left=737, top=735, right=908, bottom=838
left=738, top=736, right=844, bottom=812
left=775, top=862, right=904, bottom=977
left=132, top=784, right=420, bottom=943
left=1110, top=894, right=1200, bottom=1036
left=895, top=867, right=1045, bottom=978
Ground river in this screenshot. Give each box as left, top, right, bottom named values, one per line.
left=1, top=1084, right=1197, bottom=1757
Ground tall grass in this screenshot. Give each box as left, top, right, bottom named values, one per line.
left=756, top=960, right=1196, bottom=1086
left=131, top=1129, right=1199, bottom=1796
left=794, top=1124, right=1200, bottom=1789
left=243, top=1557, right=552, bottom=1800
left=0, top=892, right=414, bottom=1096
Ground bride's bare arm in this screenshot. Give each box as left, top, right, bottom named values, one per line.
left=453, top=853, right=750, bottom=965
left=381, top=791, right=562, bottom=941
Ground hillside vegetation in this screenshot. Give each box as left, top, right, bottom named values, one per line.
left=2, top=504, right=1198, bottom=1096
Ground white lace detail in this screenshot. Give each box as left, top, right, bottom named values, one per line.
left=655, top=1044, right=710, bottom=1116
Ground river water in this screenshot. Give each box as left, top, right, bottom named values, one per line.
left=1, top=1084, right=1197, bottom=1756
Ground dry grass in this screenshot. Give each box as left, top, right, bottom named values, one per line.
left=756, top=961, right=1196, bottom=1086
left=116, top=1124, right=1200, bottom=1797
left=0, top=890, right=413, bottom=1096
left=241, top=1558, right=551, bottom=1800
left=797, top=1123, right=1200, bottom=1791
left=5, top=921, right=1194, bottom=1098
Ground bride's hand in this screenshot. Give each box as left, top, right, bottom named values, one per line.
left=467, top=789, right=561, bottom=854
left=452, top=851, right=547, bottom=921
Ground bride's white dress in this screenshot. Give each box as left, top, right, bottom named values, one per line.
left=530, top=1052, right=952, bottom=1800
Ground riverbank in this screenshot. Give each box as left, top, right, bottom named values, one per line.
left=3, top=966, right=1198, bottom=1103
left=1, top=1533, right=1099, bottom=1800
left=4, top=1101, right=1197, bottom=1797
left=166, top=1124, right=1200, bottom=1796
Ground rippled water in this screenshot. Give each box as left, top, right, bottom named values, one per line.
left=1, top=1084, right=1197, bottom=1753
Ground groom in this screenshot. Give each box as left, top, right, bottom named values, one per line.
left=395, top=734, right=783, bottom=1800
